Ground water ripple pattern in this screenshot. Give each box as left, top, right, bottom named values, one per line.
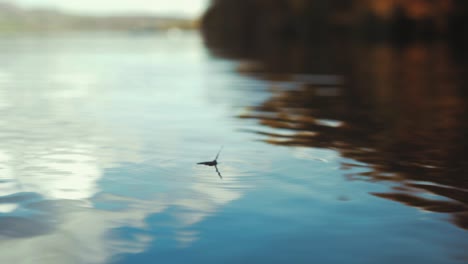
left=0, top=32, right=263, bottom=264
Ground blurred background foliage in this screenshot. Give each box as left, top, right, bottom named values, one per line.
left=201, top=0, right=468, bottom=57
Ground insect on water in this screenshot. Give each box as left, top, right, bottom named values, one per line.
left=197, top=146, right=223, bottom=179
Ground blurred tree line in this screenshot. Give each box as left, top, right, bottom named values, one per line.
left=201, top=0, right=468, bottom=50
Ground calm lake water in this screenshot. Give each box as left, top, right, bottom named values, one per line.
left=0, top=31, right=467, bottom=264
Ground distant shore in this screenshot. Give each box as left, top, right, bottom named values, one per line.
left=0, top=2, right=197, bottom=32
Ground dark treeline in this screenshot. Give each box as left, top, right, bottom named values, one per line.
left=201, top=0, right=468, bottom=56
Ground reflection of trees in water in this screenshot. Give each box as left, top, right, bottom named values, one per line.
left=236, top=42, right=468, bottom=229
left=203, top=5, right=468, bottom=229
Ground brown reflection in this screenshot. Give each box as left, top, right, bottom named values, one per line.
left=201, top=0, right=468, bottom=229
left=236, top=43, right=468, bottom=229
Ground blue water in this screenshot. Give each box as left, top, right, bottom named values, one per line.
left=0, top=32, right=466, bottom=264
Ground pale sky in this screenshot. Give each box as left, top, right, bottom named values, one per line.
left=10, top=0, right=210, bottom=17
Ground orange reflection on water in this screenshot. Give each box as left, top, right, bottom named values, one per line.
left=235, top=41, right=468, bottom=229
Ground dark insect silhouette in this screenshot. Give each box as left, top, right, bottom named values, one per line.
left=197, top=146, right=223, bottom=179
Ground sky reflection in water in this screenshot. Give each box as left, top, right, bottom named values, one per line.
left=0, top=32, right=257, bottom=263
left=0, top=32, right=467, bottom=264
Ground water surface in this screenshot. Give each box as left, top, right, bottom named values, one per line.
left=0, top=32, right=467, bottom=264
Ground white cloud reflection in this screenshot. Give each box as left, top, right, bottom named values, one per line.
left=0, top=34, right=251, bottom=264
